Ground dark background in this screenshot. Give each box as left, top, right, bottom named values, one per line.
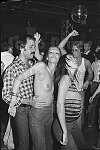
left=1, top=0, right=100, bottom=52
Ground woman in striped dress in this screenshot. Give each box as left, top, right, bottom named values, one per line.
left=53, top=54, right=86, bottom=150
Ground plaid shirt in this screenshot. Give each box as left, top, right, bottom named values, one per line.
left=2, top=57, right=34, bottom=107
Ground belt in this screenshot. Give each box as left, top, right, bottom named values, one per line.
left=20, top=104, right=29, bottom=107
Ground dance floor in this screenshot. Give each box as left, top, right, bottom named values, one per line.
left=1, top=121, right=98, bottom=150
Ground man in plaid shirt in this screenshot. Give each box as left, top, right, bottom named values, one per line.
left=2, top=33, right=43, bottom=150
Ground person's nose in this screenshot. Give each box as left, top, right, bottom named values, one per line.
left=52, top=52, right=56, bottom=56
left=32, top=46, right=36, bottom=52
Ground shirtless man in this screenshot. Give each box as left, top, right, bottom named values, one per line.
left=8, top=46, right=61, bottom=150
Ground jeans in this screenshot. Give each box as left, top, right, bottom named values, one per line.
left=88, top=93, right=100, bottom=127
left=29, top=105, right=53, bottom=150
left=12, top=105, right=32, bottom=150
left=53, top=118, right=86, bottom=150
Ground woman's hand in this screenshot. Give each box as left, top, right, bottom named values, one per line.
left=60, top=131, right=68, bottom=146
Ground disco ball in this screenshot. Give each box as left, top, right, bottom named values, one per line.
left=71, top=5, right=88, bottom=23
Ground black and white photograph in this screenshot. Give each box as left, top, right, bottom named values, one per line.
left=1, top=1, right=100, bottom=150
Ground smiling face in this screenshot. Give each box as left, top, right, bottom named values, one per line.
left=48, top=47, right=61, bottom=65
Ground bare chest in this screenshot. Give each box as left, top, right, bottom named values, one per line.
left=35, top=71, right=54, bottom=92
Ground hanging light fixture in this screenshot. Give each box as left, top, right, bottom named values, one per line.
left=71, top=5, right=88, bottom=23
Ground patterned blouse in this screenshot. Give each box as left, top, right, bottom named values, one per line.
left=65, top=80, right=81, bottom=123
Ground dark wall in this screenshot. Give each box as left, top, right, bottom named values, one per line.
left=1, top=1, right=100, bottom=53
left=1, top=7, right=62, bottom=38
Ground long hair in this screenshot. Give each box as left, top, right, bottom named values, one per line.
left=54, top=54, right=69, bottom=84
left=54, top=54, right=79, bottom=85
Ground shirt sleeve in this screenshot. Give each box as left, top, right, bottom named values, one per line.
left=2, top=68, right=15, bottom=104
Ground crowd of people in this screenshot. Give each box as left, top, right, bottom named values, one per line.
left=1, top=30, right=100, bottom=150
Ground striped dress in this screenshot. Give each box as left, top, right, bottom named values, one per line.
left=65, top=80, right=81, bottom=123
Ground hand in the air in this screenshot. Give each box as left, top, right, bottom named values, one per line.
left=70, top=30, right=79, bottom=37
left=34, top=32, right=41, bottom=44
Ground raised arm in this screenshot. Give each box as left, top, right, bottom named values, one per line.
left=58, top=30, right=79, bottom=55
left=34, top=32, right=43, bottom=61
left=57, top=75, right=71, bottom=145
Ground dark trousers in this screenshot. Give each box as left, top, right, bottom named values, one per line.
left=13, top=105, right=32, bottom=150
left=53, top=118, right=86, bottom=150
left=88, top=93, right=100, bottom=127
